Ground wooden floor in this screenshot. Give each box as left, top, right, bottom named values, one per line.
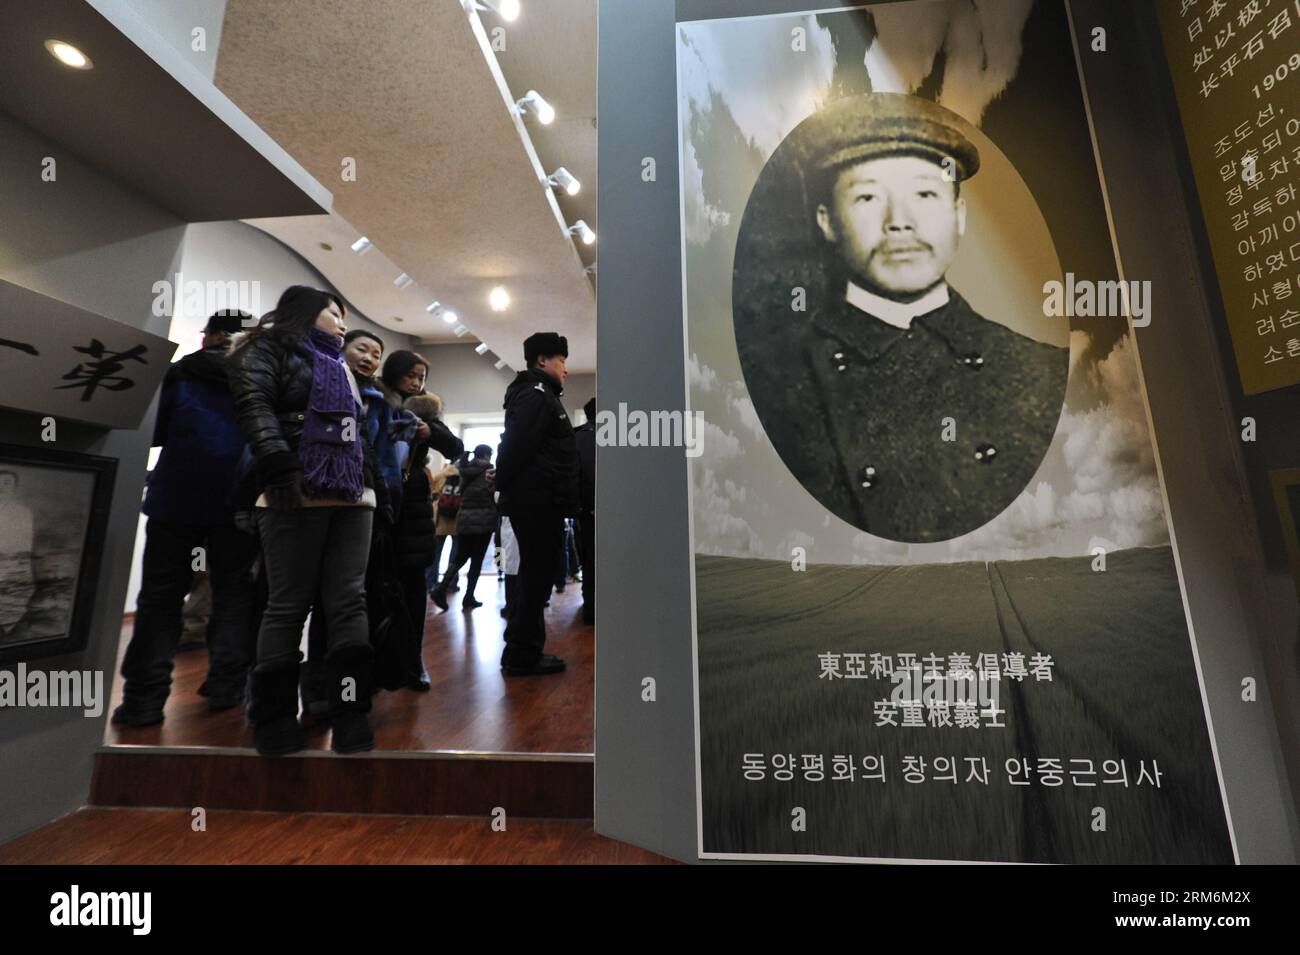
left=0, top=808, right=672, bottom=865
left=107, top=572, right=593, bottom=753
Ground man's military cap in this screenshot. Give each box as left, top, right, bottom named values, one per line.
left=798, top=92, right=982, bottom=187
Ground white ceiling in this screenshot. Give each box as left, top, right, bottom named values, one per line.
left=0, top=0, right=330, bottom=222
left=214, top=0, right=598, bottom=371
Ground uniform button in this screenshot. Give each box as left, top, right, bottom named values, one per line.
left=974, top=443, right=997, bottom=462
left=860, top=465, right=877, bottom=488
left=961, top=353, right=985, bottom=370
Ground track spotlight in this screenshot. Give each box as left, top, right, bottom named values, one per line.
left=425, top=300, right=442, bottom=313
left=467, top=0, right=520, bottom=20
left=547, top=167, right=581, bottom=196
left=494, top=359, right=507, bottom=370
left=515, top=90, right=554, bottom=125
left=453, top=324, right=469, bottom=337
left=394, top=273, right=413, bottom=289
left=350, top=236, right=372, bottom=254
left=567, top=219, right=596, bottom=245
left=475, top=343, right=490, bottom=355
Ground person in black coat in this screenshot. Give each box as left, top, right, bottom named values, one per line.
left=228, top=287, right=382, bottom=756
left=431, top=445, right=497, bottom=613
left=385, top=374, right=463, bottom=689
left=495, top=332, right=580, bottom=676
left=574, top=397, right=596, bottom=626
left=114, top=312, right=259, bottom=726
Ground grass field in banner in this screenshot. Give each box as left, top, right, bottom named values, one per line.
left=695, top=547, right=1233, bottom=863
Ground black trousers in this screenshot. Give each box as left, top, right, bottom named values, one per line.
left=440, top=532, right=491, bottom=601
left=400, top=564, right=428, bottom=651
left=254, top=506, right=372, bottom=670
left=501, top=508, right=564, bottom=667
left=577, top=513, right=594, bottom=620
left=122, top=518, right=259, bottom=710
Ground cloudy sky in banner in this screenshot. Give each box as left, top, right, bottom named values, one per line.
left=678, top=1, right=1171, bottom=566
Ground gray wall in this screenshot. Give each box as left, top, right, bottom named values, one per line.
left=1089, top=1, right=1299, bottom=860
left=418, top=343, right=518, bottom=417
left=416, top=342, right=595, bottom=420
left=0, top=110, right=187, bottom=843
left=595, top=0, right=700, bottom=863
left=594, top=0, right=1298, bottom=863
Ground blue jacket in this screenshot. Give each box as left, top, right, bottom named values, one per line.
left=359, top=381, right=415, bottom=501
left=143, top=347, right=247, bottom=525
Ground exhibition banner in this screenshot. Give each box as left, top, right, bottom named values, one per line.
left=677, top=0, right=1235, bottom=863
left=1156, top=0, right=1300, bottom=396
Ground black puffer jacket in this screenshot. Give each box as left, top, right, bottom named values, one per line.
left=454, top=456, right=497, bottom=535
left=229, top=333, right=379, bottom=503
left=575, top=420, right=595, bottom=517
left=495, top=369, right=579, bottom=516
left=395, top=442, right=435, bottom=571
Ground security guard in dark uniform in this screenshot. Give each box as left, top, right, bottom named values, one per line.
left=749, top=93, right=1067, bottom=543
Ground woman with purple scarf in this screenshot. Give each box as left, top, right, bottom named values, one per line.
left=230, top=286, right=378, bottom=756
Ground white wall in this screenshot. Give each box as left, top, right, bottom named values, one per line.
left=117, top=0, right=229, bottom=80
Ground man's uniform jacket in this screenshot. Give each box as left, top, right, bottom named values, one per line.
left=750, top=288, right=1068, bottom=543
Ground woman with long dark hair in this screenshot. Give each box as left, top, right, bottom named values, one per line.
left=380, top=352, right=463, bottom=689
left=230, top=286, right=378, bottom=756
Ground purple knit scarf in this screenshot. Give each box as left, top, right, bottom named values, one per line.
left=299, top=326, right=364, bottom=502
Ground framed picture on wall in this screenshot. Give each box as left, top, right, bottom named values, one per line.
left=0, top=443, right=116, bottom=664
left=1269, top=469, right=1300, bottom=601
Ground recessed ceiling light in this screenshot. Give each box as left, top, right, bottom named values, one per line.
left=45, top=40, right=92, bottom=70
left=489, top=286, right=510, bottom=311
left=443, top=310, right=458, bottom=325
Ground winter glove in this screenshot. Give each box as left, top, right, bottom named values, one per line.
left=256, top=450, right=301, bottom=487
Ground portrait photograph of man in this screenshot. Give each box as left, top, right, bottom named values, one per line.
left=734, top=92, right=1069, bottom=543
left=678, top=0, right=1231, bottom=864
